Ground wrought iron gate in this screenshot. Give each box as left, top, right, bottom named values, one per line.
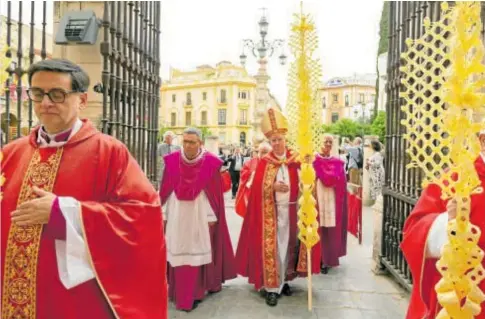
left=1, top=1, right=161, bottom=185
left=99, top=1, right=161, bottom=185
left=1, top=1, right=50, bottom=145
left=381, top=1, right=485, bottom=291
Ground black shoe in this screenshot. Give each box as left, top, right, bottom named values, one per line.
left=281, top=283, right=292, bottom=296
left=321, top=266, right=329, bottom=274
left=180, top=300, right=199, bottom=312
left=265, top=292, right=278, bottom=307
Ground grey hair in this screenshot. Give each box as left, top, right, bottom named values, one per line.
left=28, top=59, right=90, bottom=92
left=183, top=127, right=202, bottom=139
left=258, top=141, right=272, bottom=151
left=163, top=131, right=175, bottom=139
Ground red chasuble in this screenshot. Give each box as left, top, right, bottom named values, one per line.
left=401, top=157, right=485, bottom=319
left=235, top=158, right=259, bottom=218
left=1, top=120, right=167, bottom=319
left=236, top=149, right=320, bottom=290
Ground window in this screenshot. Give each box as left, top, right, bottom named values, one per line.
left=322, top=97, right=326, bottom=108
left=172, top=94, right=176, bottom=103
left=201, top=111, right=207, bottom=126
left=171, top=112, right=176, bottom=126
left=202, top=92, right=207, bottom=101
left=240, top=109, right=248, bottom=125
left=239, top=91, right=247, bottom=99
left=220, top=89, right=227, bottom=103
left=332, top=93, right=338, bottom=103
left=185, top=111, right=191, bottom=126
left=359, top=93, right=365, bottom=103
left=345, top=95, right=349, bottom=107
left=186, top=92, right=192, bottom=105
left=218, top=109, right=226, bottom=125
left=331, top=112, right=339, bottom=123
left=371, top=94, right=376, bottom=102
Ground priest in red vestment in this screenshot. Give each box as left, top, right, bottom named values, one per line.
left=313, top=134, right=348, bottom=274
left=234, top=141, right=271, bottom=218
left=401, top=131, right=485, bottom=319
left=159, top=127, right=237, bottom=312
left=1, top=59, right=167, bottom=319
left=236, top=108, right=320, bottom=307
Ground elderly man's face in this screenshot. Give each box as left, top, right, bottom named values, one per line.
left=269, top=133, right=286, bottom=156
left=31, top=71, right=86, bottom=134
left=165, top=135, right=173, bottom=144
left=321, top=137, right=333, bottom=155
left=182, top=133, right=201, bottom=159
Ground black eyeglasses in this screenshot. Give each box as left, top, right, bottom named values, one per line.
left=27, top=87, right=81, bottom=103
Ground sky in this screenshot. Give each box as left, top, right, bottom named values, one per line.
left=1, top=0, right=384, bottom=109
left=160, top=0, right=384, bottom=108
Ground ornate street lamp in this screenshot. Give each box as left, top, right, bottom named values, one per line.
left=239, top=8, right=287, bottom=143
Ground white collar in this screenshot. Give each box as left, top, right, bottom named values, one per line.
left=37, top=118, right=83, bottom=148
left=480, top=152, right=485, bottom=163
left=275, top=152, right=286, bottom=160
left=182, top=148, right=205, bottom=164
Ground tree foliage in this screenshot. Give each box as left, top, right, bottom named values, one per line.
left=321, top=113, right=386, bottom=143
left=370, top=111, right=386, bottom=143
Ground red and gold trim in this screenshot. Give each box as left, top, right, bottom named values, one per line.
left=2, top=148, right=63, bottom=319
left=296, top=244, right=308, bottom=273
left=261, top=162, right=280, bottom=288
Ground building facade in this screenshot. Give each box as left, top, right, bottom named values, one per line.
left=160, top=61, right=257, bottom=146
left=318, top=74, right=377, bottom=125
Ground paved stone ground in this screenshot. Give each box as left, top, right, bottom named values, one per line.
left=168, top=193, right=410, bottom=319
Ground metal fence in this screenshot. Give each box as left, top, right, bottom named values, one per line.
left=381, top=1, right=485, bottom=291
left=1, top=1, right=49, bottom=144
left=1, top=1, right=161, bottom=185
left=99, top=1, right=161, bottom=184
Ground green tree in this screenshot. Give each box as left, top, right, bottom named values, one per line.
left=374, top=1, right=390, bottom=119
left=370, top=111, right=386, bottom=143
left=196, top=126, right=213, bottom=141
left=322, top=118, right=370, bottom=140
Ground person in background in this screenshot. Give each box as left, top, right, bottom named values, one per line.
left=225, top=147, right=244, bottom=199
left=235, top=142, right=272, bottom=218
left=366, top=140, right=385, bottom=201
left=345, top=137, right=364, bottom=185
left=157, top=131, right=180, bottom=183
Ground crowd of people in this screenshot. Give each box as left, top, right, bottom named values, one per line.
left=5, top=59, right=485, bottom=319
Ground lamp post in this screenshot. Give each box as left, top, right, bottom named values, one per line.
left=239, top=8, right=287, bottom=143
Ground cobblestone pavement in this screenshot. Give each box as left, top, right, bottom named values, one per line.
left=168, top=193, right=410, bottom=319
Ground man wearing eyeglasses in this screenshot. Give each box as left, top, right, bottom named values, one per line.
left=1, top=59, right=167, bottom=319
left=159, top=127, right=236, bottom=312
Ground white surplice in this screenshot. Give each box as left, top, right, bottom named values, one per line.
left=163, top=149, right=218, bottom=267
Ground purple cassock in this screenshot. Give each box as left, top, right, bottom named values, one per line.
left=159, top=150, right=237, bottom=311
left=313, top=154, right=348, bottom=267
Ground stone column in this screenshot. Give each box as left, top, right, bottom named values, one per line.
left=204, top=136, right=219, bottom=156
left=363, top=135, right=379, bottom=206
left=372, top=194, right=386, bottom=274
left=53, top=2, right=104, bottom=124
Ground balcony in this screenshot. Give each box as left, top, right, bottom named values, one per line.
left=183, top=100, right=192, bottom=107
left=218, top=98, right=227, bottom=105
left=238, top=120, right=249, bottom=126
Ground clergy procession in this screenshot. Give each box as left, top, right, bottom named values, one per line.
left=3, top=1, right=485, bottom=319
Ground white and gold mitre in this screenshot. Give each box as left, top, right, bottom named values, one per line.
left=261, top=108, right=289, bottom=138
